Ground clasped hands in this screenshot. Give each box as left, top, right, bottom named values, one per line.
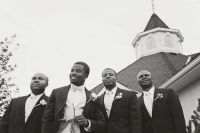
left=59, top=115, right=89, bottom=127
left=74, top=115, right=89, bottom=127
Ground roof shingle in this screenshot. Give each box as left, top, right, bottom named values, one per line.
left=92, top=52, right=187, bottom=94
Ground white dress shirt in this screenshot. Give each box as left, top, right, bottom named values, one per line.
left=25, top=93, right=44, bottom=122
left=60, top=84, right=87, bottom=133
left=104, top=86, right=117, bottom=117
left=143, top=86, right=155, bottom=117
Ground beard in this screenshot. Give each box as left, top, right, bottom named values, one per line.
left=104, top=82, right=116, bottom=91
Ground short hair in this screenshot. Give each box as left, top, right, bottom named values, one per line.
left=75, top=61, right=90, bottom=78
left=137, top=70, right=151, bottom=80
left=102, top=68, right=117, bottom=76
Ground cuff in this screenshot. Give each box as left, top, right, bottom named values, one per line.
left=84, top=119, right=91, bottom=132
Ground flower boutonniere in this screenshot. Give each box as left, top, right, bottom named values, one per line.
left=153, top=93, right=163, bottom=101
left=114, top=92, right=123, bottom=100
left=35, top=99, right=47, bottom=107
left=87, top=92, right=98, bottom=103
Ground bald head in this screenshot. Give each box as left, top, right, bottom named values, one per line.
left=30, top=73, right=49, bottom=95
left=32, top=73, right=49, bottom=82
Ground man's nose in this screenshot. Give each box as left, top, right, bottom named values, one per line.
left=33, top=79, right=39, bottom=82
left=106, top=75, right=111, bottom=78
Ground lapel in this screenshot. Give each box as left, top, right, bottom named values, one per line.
left=139, top=93, right=151, bottom=118
left=85, top=88, right=90, bottom=104
left=25, top=94, right=46, bottom=124
left=19, top=95, right=29, bottom=124
left=152, top=88, right=159, bottom=117
left=109, top=88, right=121, bottom=119
left=99, top=92, right=108, bottom=120
left=82, top=88, right=91, bottom=116
left=57, top=86, right=70, bottom=114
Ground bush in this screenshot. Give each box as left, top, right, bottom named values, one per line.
left=0, top=34, right=19, bottom=118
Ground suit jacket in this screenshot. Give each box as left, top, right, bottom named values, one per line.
left=41, top=85, right=105, bottom=133
left=99, top=88, right=142, bottom=133
left=139, top=88, right=187, bottom=133
left=0, top=94, right=49, bottom=133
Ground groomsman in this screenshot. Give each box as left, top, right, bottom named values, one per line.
left=42, top=61, right=105, bottom=133
left=0, top=73, right=49, bottom=133
left=98, top=68, right=141, bottom=133
left=137, top=70, right=187, bottom=133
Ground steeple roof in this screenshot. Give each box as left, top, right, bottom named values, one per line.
left=144, top=13, right=169, bottom=31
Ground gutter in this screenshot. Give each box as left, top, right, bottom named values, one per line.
left=160, top=55, right=200, bottom=88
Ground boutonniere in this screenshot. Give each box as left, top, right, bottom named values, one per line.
left=35, top=99, right=47, bottom=107
left=87, top=92, right=98, bottom=103
left=153, top=93, right=163, bottom=101
left=114, top=92, right=123, bottom=100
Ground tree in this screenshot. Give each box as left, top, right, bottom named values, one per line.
left=0, top=34, right=19, bottom=118
left=187, top=99, right=200, bottom=133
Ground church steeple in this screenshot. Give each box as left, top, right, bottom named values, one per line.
left=144, top=13, right=169, bottom=31
left=132, top=13, right=184, bottom=60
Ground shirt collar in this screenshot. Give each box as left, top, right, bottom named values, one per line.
left=70, top=84, right=85, bottom=92
left=105, top=86, right=117, bottom=95
left=30, top=93, right=44, bottom=99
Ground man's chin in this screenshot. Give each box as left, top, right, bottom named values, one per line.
left=141, top=84, right=152, bottom=90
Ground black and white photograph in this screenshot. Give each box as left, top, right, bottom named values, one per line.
left=0, top=0, right=200, bottom=133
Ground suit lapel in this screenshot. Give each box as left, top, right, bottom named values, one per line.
left=100, top=92, right=108, bottom=120
left=57, top=86, right=70, bottom=114
left=85, top=88, right=90, bottom=103
left=139, top=94, right=151, bottom=118
left=82, top=88, right=91, bottom=113
left=152, top=88, right=159, bottom=117
left=20, top=95, right=29, bottom=124
left=25, top=94, right=46, bottom=124
left=109, top=88, right=121, bottom=119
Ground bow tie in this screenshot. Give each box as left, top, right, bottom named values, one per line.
left=71, top=86, right=84, bottom=92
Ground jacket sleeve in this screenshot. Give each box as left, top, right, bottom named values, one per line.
left=168, top=89, right=187, bottom=133
left=41, top=90, right=56, bottom=133
left=129, top=92, right=142, bottom=133
left=0, top=100, right=13, bottom=133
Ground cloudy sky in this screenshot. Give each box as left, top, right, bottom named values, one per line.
left=0, top=0, right=200, bottom=96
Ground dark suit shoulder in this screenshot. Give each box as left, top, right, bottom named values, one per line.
left=52, top=85, right=70, bottom=93
left=119, top=88, right=137, bottom=97
left=43, top=94, right=50, bottom=101
left=158, top=88, right=176, bottom=95
left=11, top=95, right=28, bottom=102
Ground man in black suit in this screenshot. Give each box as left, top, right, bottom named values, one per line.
left=137, top=70, right=187, bottom=133
left=42, top=61, right=105, bottom=133
left=98, top=68, right=141, bottom=133
left=0, top=73, right=49, bottom=133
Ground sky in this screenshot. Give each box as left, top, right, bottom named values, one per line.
left=0, top=0, right=200, bottom=96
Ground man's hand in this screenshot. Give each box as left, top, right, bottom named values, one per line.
left=74, top=115, right=89, bottom=127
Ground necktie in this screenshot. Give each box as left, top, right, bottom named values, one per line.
left=105, top=91, right=113, bottom=117
left=144, top=92, right=153, bottom=117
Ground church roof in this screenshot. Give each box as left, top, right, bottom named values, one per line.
left=185, top=52, right=200, bottom=66
left=144, top=13, right=169, bottom=32
left=92, top=52, right=188, bottom=94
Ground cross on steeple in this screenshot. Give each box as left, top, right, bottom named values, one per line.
left=151, top=0, right=155, bottom=14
